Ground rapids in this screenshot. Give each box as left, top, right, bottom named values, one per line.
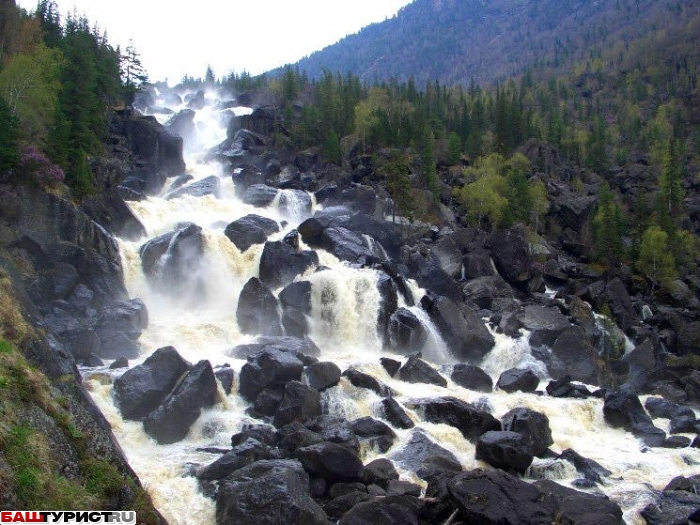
left=83, top=87, right=700, bottom=525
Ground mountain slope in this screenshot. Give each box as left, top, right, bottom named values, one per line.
left=287, top=0, right=695, bottom=86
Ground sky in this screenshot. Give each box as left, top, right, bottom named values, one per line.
left=16, top=0, right=413, bottom=84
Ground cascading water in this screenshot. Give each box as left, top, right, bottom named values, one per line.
left=82, top=87, right=700, bottom=525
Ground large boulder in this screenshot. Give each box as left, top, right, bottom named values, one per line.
left=603, top=390, right=666, bottom=447
left=501, top=407, right=553, bottom=457
left=342, top=369, right=391, bottom=397
left=549, top=326, right=599, bottom=385
left=515, top=305, right=571, bottom=347
left=294, top=442, right=363, bottom=483
left=143, top=359, right=218, bottom=444
left=216, top=461, right=330, bottom=525
left=236, top=277, right=282, bottom=336
left=303, top=362, right=341, bottom=391
left=273, top=380, right=322, bottom=427
left=258, top=241, right=319, bottom=289
left=94, top=298, right=149, bottom=359
left=352, top=417, right=396, bottom=453
left=405, top=249, right=461, bottom=302
left=450, top=364, right=493, bottom=393
left=242, top=184, right=279, bottom=207
left=496, top=368, right=540, bottom=393
left=420, top=293, right=494, bottom=362
left=165, top=175, right=221, bottom=200
left=534, top=479, right=623, bottom=525
left=487, top=226, right=541, bottom=289
left=398, top=356, right=448, bottom=387
left=113, top=346, right=190, bottom=420
left=475, top=431, right=534, bottom=474
left=390, top=429, right=462, bottom=479
left=381, top=398, right=415, bottom=430
left=238, top=347, right=304, bottom=401
left=387, top=308, right=428, bottom=355
left=224, top=214, right=279, bottom=252
left=406, top=397, right=500, bottom=441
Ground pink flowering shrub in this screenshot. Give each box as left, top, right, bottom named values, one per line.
left=16, top=146, right=66, bottom=187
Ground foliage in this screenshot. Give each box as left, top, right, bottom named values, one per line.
left=593, top=183, right=624, bottom=270
left=637, top=226, right=677, bottom=289
left=120, top=40, right=148, bottom=107
left=15, top=145, right=65, bottom=186
left=0, top=96, right=20, bottom=172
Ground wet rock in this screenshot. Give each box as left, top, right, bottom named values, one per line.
left=545, top=376, right=592, bottom=399
left=501, top=407, right=553, bottom=457
left=677, top=321, right=700, bottom=356
left=273, top=380, right=322, bottom=427
left=224, top=214, right=280, bottom=252
left=381, top=398, right=415, bottom=430
left=475, top=430, right=534, bottom=474
left=360, top=458, right=399, bottom=489
left=278, top=422, right=324, bottom=452
left=238, top=347, right=304, bottom=401
left=487, top=226, right=541, bottom=290
left=398, top=356, right=447, bottom=387
left=294, top=442, right=363, bottom=483
left=448, top=468, right=553, bottom=523
left=461, top=275, right=514, bottom=310
left=323, top=492, right=373, bottom=521
left=113, top=346, right=190, bottom=420
left=387, top=308, right=428, bottom=355
left=143, top=359, right=219, bottom=444
left=165, top=175, right=220, bottom=200
left=351, top=417, right=396, bottom=453
left=462, top=251, right=496, bottom=279
left=641, top=489, right=700, bottom=525
left=390, top=429, right=462, bottom=479
left=662, top=435, right=691, bottom=448
left=338, top=496, right=422, bottom=525
left=406, top=249, right=461, bottom=302
left=644, top=397, right=695, bottom=420
left=377, top=272, right=399, bottom=342
left=198, top=437, right=273, bottom=481
left=380, top=357, right=401, bottom=378
left=386, top=480, right=422, bottom=497
left=303, top=361, right=341, bottom=391
left=216, top=462, right=329, bottom=525
left=450, top=364, right=493, bottom=393
left=407, top=397, right=499, bottom=441
left=549, top=326, right=599, bottom=385
left=517, top=305, right=571, bottom=347
left=214, top=366, right=234, bottom=395
left=279, top=190, right=313, bottom=219
left=534, top=479, right=623, bottom=525
left=306, top=415, right=359, bottom=451
left=242, top=184, right=279, bottom=207
left=558, top=448, right=612, bottom=484
left=236, top=277, right=282, bottom=336
left=321, top=226, right=382, bottom=263
left=603, top=390, right=666, bottom=447
left=279, top=281, right=312, bottom=314
left=259, top=241, right=319, bottom=289
left=342, top=368, right=391, bottom=397
left=94, top=298, right=149, bottom=359
left=231, top=424, right=278, bottom=447
left=669, top=415, right=698, bottom=434
left=420, top=293, right=494, bottom=361
left=496, top=367, right=539, bottom=393
left=283, top=229, right=300, bottom=250
left=252, top=387, right=283, bottom=417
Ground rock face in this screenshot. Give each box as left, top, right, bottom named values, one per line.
left=236, top=277, right=282, bottom=336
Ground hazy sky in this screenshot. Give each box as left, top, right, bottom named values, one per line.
left=16, top=0, right=413, bottom=84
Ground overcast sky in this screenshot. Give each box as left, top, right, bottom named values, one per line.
left=16, top=0, right=413, bottom=84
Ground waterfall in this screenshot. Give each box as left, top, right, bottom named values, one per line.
left=81, top=87, right=700, bottom=525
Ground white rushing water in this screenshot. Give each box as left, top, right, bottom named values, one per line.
left=82, top=88, right=700, bottom=525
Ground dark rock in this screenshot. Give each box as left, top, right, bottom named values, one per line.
left=678, top=321, right=700, bottom=356
left=603, top=390, right=666, bottom=447
left=224, top=214, right=280, bottom=252
left=475, top=431, right=534, bottom=474
left=406, top=249, right=461, bottom=302
left=279, top=281, right=312, bottom=314
left=450, top=364, right=493, bottom=392
left=462, top=251, right=496, bottom=279
left=321, top=226, right=382, bottom=263
left=113, top=346, right=190, bottom=420
left=323, top=493, right=373, bottom=521
left=273, top=380, right=322, bottom=427
left=501, top=407, right=553, bottom=457
left=644, top=397, right=695, bottom=420
left=81, top=189, right=147, bottom=241
left=306, top=415, right=359, bottom=450
left=259, top=241, right=319, bottom=289
left=662, top=436, right=691, bottom=448
left=165, top=175, right=220, bottom=200
left=294, top=442, right=363, bottom=483
left=337, top=496, right=421, bottom=525
left=231, top=424, right=278, bottom=447
left=342, top=369, right=391, bottom=397
left=517, top=305, right=571, bottom=347
left=360, top=458, right=399, bottom=488
left=236, top=277, right=282, bottom=336
left=448, top=468, right=554, bottom=523
left=462, top=275, right=513, bottom=310
left=545, top=376, right=592, bottom=399
left=238, top=348, right=304, bottom=401
left=558, top=448, right=612, bottom=484
left=215, top=463, right=329, bottom=525
left=109, top=357, right=128, bottom=369
left=380, top=357, right=401, bottom=378
left=351, top=417, right=396, bottom=453
left=665, top=475, right=700, bottom=492
left=386, top=480, right=421, bottom=497
left=230, top=336, right=321, bottom=361
left=641, top=489, right=700, bottom=525
left=420, top=293, right=494, bottom=362
left=252, top=388, right=283, bottom=417
left=669, top=415, right=698, bottom=434
left=198, top=437, right=273, bottom=481
left=242, top=184, right=279, bottom=207
left=398, top=355, right=447, bottom=387
left=487, top=226, right=541, bottom=289
left=143, top=360, right=219, bottom=444
left=279, top=190, right=313, bottom=220
left=283, top=229, right=300, bottom=250
left=214, top=366, right=235, bottom=395
left=549, top=326, right=599, bottom=385
left=407, top=397, right=499, bottom=441
left=328, top=482, right=367, bottom=499
left=387, top=308, right=427, bottom=355
left=303, top=362, right=341, bottom=391
left=278, top=422, right=323, bottom=452
left=94, top=298, right=149, bottom=359
left=381, top=398, right=415, bottom=430
left=496, top=368, right=540, bottom=393
left=534, top=479, right=623, bottom=525
left=390, top=429, right=462, bottom=479
left=377, top=272, right=399, bottom=342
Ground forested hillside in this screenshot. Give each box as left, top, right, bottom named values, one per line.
left=289, top=0, right=700, bottom=88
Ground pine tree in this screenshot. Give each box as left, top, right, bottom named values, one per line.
left=0, top=95, right=19, bottom=172
left=121, top=40, right=148, bottom=107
